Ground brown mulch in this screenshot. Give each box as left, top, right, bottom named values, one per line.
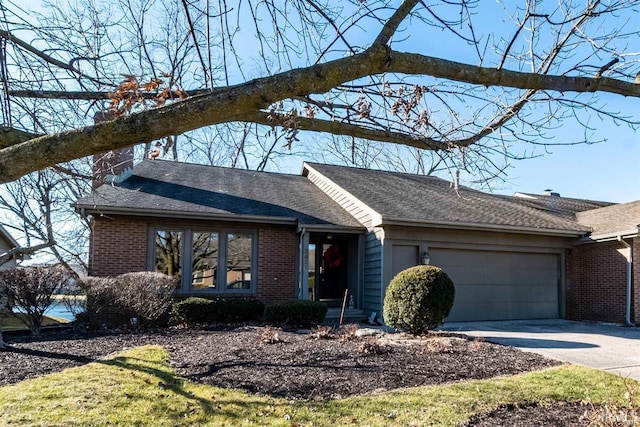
left=465, top=401, right=640, bottom=427
left=166, top=326, right=561, bottom=400
left=0, top=325, right=560, bottom=402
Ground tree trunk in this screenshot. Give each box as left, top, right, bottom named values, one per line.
left=0, top=326, right=5, bottom=349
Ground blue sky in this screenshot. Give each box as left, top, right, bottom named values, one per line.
left=498, top=128, right=639, bottom=203
left=14, top=0, right=640, bottom=203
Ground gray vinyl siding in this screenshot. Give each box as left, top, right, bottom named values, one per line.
left=362, top=227, right=383, bottom=313
left=306, top=170, right=383, bottom=314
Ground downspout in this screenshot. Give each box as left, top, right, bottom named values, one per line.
left=298, top=227, right=307, bottom=300
left=617, top=236, right=634, bottom=326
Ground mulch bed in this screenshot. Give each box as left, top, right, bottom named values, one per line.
left=5, top=324, right=636, bottom=426
left=1, top=325, right=559, bottom=402
left=465, top=401, right=640, bottom=427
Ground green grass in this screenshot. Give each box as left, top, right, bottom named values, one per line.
left=0, top=312, right=69, bottom=331
left=0, top=345, right=637, bottom=426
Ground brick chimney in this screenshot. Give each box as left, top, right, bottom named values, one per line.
left=92, top=110, right=134, bottom=188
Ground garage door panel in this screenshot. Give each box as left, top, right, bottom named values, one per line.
left=449, top=301, right=558, bottom=322
left=453, top=283, right=557, bottom=303
left=429, top=248, right=559, bottom=321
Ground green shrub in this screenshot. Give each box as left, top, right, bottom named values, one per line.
left=264, top=300, right=328, bottom=328
left=173, top=297, right=216, bottom=323
left=82, top=272, right=176, bottom=329
left=219, top=299, right=264, bottom=322
left=172, top=297, right=264, bottom=324
left=383, top=265, right=455, bottom=335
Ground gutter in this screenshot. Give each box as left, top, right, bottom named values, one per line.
left=296, top=223, right=365, bottom=233
left=618, top=236, right=634, bottom=326
left=374, top=217, right=586, bottom=237
left=75, top=205, right=299, bottom=226
left=579, top=228, right=639, bottom=243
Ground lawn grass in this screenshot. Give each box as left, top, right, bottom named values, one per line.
left=0, top=312, right=69, bottom=331
left=0, top=345, right=637, bottom=426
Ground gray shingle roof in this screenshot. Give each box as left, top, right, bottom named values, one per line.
left=304, top=162, right=590, bottom=234
left=576, top=200, right=640, bottom=237
left=76, top=160, right=363, bottom=228
left=512, top=193, right=613, bottom=220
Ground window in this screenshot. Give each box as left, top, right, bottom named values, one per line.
left=192, top=232, right=219, bottom=290
left=227, top=233, right=252, bottom=290
left=154, top=230, right=183, bottom=286
left=150, top=228, right=255, bottom=294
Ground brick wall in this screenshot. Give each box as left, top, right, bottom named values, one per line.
left=90, top=215, right=298, bottom=305
left=257, top=227, right=297, bottom=305
left=89, top=216, right=148, bottom=276
left=566, top=241, right=629, bottom=323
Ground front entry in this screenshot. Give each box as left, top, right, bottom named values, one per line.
left=308, top=236, right=351, bottom=308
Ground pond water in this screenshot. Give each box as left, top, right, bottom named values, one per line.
left=45, top=301, right=80, bottom=321
left=13, top=300, right=82, bottom=322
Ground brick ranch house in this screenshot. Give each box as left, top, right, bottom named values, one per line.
left=75, top=159, right=640, bottom=325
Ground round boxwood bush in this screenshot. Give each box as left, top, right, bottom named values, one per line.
left=383, top=265, right=455, bottom=335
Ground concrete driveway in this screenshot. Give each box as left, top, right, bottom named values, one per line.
left=441, top=319, right=640, bottom=380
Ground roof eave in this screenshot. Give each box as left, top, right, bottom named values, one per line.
left=297, top=223, right=366, bottom=233
left=76, top=204, right=300, bottom=226
left=578, top=228, right=640, bottom=243
left=374, top=216, right=587, bottom=237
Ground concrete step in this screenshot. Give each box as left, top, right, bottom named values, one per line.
left=324, top=307, right=366, bottom=324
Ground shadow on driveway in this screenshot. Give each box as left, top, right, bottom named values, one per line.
left=441, top=319, right=640, bottom=380
left=479, top=336, right=598, bottom=349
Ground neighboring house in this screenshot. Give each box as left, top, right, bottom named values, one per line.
left=0, top=224, right=20, bottom=271
left=0, top=224, right=21, bottom=313
left=75, top=159, right=640, bottom=325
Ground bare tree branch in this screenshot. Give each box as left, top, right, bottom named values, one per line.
left=373, top=0, right=421, bottom=46
left=8, top=89, right=209, bottom=100
left=0, top=241, right=53, bottom=266
left=386, top=51, right=640, bottom=96
left=0, top=30, right=108, bottom=86
left=243, top=110, right=450, bottom=150
left=1, top=37, right=639, bottom=183
left=0, top=126, right=40, bottom=149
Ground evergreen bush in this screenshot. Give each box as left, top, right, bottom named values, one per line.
left=264, top=300, right=328, bottom=328
left=383, top=265, right=455, bottom=335
left=172, top=297, right=264, bottom=324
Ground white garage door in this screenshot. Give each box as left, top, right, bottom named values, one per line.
left=430, top=248, right=560, bottom=321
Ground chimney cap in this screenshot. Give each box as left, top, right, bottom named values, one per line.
left=544, top=189, right=560, bottom=197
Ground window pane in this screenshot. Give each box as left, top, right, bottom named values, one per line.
left=227, top=233, right=252, bottom=290
left=192, top=232, right=219, bottom=290
left=154, top=231, right=182, bottom=285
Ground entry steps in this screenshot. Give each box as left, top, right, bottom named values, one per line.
left=323, top=307, right=366, bottom=324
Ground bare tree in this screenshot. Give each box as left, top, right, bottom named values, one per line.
left=1, top=0, right=637, bottom=181
left=0, top=0, right=637, bottom=265
left=0, top=265, right=72, bottom=335
left=0, top=166, right=91, bottom=269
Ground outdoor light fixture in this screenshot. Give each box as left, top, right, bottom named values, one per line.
left=421, top=250, right=431, bottom=265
